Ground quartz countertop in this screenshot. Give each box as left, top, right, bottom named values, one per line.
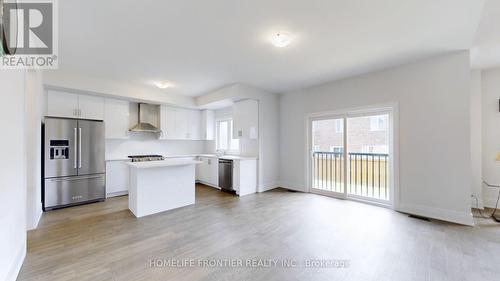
left=107, top=154, right=258, bottom=162
left=196, top=154, right=258, bottom=160
left=126, top=159, right=202, bottom=169
left=218, top=155, right=257, bottom=160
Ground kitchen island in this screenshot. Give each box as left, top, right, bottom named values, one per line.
left=127, top=158, right=201, bottom=218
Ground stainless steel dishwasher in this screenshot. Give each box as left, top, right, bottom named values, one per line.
left=218, top=159, right=235, bottom=193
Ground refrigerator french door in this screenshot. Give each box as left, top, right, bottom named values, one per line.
left=43, top=117, right=105, bottom=210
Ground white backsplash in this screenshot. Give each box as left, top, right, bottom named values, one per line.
left=106, top=132, right=207, bottom=159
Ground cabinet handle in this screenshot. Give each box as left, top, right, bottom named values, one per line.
left=238, top=130, right=242, bottom=137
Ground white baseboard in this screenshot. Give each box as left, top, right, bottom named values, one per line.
left=27, top=206, right=43, bottom=231
left=33, top=208, right=43, bottom=229
left=257, top=181, right=280, bottom=193
left=397, top=203, right=474, bottom=226
left=107, top=191, right=128, bottom=198
left=6, top=242, right=26, bottom=281
left=277, top=181, right=307, bottom=192
left=196, top=181, right=220, bottom=189
left=278, top=180, right=473, bottom=226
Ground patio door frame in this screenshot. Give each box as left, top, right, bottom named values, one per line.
left=305, top=103, right=399, bottom=208
left=308, top=114, right=348, bottom=200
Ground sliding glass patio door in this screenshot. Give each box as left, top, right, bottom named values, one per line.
left=309, top=110, right=392, bottom=204
left=346, top=113, right=390, bottom=203
left=310, top=116, right=347, bottom=198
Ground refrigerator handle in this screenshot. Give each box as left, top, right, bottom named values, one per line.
left=78, top=127, right=82, bottom=168
left=74, top=128, right=77, bottom=168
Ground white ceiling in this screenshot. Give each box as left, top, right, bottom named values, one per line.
left=58, top=0, right=485, bottom=96
left=471, top=0, right=500, bottom=69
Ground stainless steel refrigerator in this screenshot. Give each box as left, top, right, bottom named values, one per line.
left=43, top=117, right=105, bottom=210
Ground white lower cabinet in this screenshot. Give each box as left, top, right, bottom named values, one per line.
left=106, top=160, right=130, bottom=197
left=233, top=159, right=257, bottom=196
left=196, top=157, right=218, bottom=187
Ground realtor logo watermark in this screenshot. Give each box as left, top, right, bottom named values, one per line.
left=1, top=0, right=58, bottom=69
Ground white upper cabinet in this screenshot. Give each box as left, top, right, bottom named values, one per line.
left=47, top=90, right=79, bottom=118
left=160, top=106, right=177, bottom=139
left=160, top=106, right=204, bottom=140
left=176, top=109, right=190, bottom=139
left=233, top=99, right=258, bottom=139
left=46, top=90, right=104, bottom=120
left=188, top=110, right=201, bottom=140
left=104, top=98, right=130, bottom=139
left=78, top=94, right=105, bottom=120
left=201, top=110, right=215, bottom=140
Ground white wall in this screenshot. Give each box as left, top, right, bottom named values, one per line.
left=25, top=70, right=44, bottom=230
left=197, top=84, right=280, bottom=192
left=470, top=70, right=483, bottom=208
left=279, top=52, right=473, bottom=225
left=480, top=67, right=500, bottom=208
left=254, top=90, right=280, bottom=191
left=106, top=135, right=207, bottom=160
left=0, top=70, right=27, bottom=281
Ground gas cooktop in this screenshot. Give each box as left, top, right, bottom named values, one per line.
left=128, top=155, right=165, bottom=162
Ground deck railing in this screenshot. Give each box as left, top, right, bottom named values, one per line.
left=313, top=151, right=389, bottom=201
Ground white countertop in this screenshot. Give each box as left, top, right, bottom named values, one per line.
left=196, top=154, right=258, bottom=160
left=127, top=159, right=202, bottom=169
left=107, top=154, right=258, bottom=162
left=218, top=155, right=257, bottom=160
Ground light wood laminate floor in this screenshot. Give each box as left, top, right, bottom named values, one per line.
left=18, top=185, right=500, bottom=281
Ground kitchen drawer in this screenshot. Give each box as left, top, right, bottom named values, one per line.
left=44, top=174, right=105, bottom=210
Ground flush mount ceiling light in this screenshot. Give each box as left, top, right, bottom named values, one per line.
left=155, top=82, right=173, bottom=89
left=271, top=32, right=292, bottom=48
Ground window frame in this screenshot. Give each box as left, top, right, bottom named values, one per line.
left=370, top=115, right=388, bottom=131
left=216, top=119, right=240, bottom=153
left=335, top=119, right=344, bottom=133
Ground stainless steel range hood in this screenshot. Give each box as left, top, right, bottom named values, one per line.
left=129, top=103, right=162, bottom=133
